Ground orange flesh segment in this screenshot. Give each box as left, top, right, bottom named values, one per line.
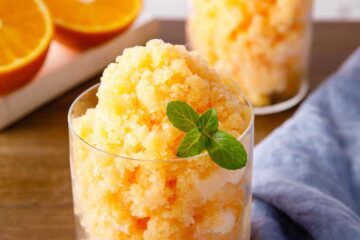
left=43, top=0, right=142, bottom=33
left=0, top=0, right=53, bottom=71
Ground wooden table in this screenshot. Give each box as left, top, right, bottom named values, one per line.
left=0, top=21, right=359, bottom=240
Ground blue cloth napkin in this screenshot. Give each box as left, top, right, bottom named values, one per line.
left=251, top=48, right=360, bottom=240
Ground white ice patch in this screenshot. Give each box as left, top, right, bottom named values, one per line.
left=195, top=168, right=245, bottom=201
left=213, top=210, right=236, bottom=234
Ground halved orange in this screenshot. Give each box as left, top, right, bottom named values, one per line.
left=0, top=0, right=53, bottom=95
left=43, top=0, right=142, bottom=47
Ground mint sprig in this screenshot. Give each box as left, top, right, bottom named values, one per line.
left=166, top=101, right=247, bottom=170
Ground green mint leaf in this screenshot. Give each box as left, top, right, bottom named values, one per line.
left=176, top=128, right=207, bottom=158
left=207, top=130, right=247, bottom=170
left=197, top=108, right=218, bottom=133
left=167, top=101, right=199, bottom=132
left=167, top=101, right=248, bottom=170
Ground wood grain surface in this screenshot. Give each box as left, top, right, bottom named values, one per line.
left=0, top=21, right=359, bottom=240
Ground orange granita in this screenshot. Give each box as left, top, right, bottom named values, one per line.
left=70, top=40, right=253, bottom=239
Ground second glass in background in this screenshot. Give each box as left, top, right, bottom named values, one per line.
left=188, top=0, right=313, bottom=114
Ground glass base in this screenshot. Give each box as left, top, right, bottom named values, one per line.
left=254, top=80, right=309, bottom=115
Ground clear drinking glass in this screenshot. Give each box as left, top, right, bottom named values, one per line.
left=187, top=0, right=313, bottom=115
left=68, top=84, right=254, bottom=240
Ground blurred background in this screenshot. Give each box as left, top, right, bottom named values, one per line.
left=146, top=0, right=360, bottom=21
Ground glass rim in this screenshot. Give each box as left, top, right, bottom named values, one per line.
left=68, top=83, right=254, bottom=163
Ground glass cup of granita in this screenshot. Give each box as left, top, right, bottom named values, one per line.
left=68, top=40, right=254, bottom=240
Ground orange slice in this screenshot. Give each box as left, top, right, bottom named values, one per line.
left=43, top=0, right=142, bottom=47
left=0, top=0, right=53, bottom=95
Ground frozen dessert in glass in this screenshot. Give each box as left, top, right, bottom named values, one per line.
left=68, top=40, right=254, bottom=239
left=188, top=0, right=313, bottom=108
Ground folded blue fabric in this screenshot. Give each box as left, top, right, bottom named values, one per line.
left=251, top=48, right=360, bottom=240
